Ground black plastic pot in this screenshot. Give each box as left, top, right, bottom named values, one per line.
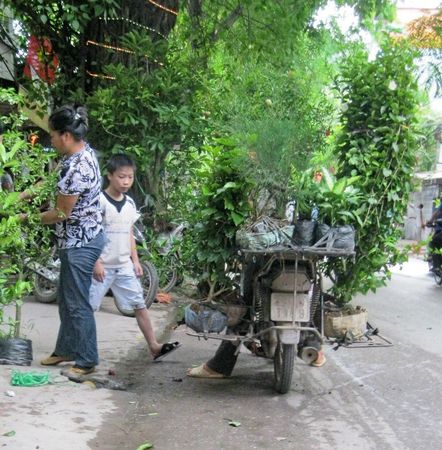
left=292, top=220, right=316, bottom=247
left=332, top=225, right=355, bottom=251
left=0, top=337, right=33, bottom=366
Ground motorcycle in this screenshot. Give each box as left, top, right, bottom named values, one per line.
left=27, top=220, right=164, bottom=317
left=186, top=243, right=354, bottom=394
left=134, top=221, right=186, bottom=293
left=426, top=220, right=442, bottom=285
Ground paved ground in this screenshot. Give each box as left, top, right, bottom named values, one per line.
left=0, top=295, right=179, bottom=450
left=91, top=256, right=442, bottom=450
left=2, top=252, right=442, bottom=450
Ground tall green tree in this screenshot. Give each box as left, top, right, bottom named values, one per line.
left=325, top=40, right=421, bottom=303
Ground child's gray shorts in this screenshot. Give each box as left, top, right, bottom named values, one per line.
left=89, top=265, right=145, bottom=312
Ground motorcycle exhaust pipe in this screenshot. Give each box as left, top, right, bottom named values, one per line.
left=299, top=346, right=319, bottom=364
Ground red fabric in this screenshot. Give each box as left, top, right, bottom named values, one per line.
left=23, top=36, right=59, bottom=85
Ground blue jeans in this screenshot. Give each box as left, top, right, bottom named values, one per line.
left=54, top=232, right=105, bottom=367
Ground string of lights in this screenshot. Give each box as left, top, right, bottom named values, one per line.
left=86, top=70, right=116, bottom=80
left=86, top=40, right=165, bottom=66
left=147, top=0, right=178, bottom=16
left=87, top=40, right=134, bottom=54
left=98, top=17, right=167, bottom=39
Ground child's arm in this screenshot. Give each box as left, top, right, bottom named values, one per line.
left=93, top=259, right=105, bottom=282
left=130, top=227, right=143, bottom=277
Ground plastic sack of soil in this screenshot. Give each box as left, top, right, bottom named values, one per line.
left=279, top=225, right=295, bottom=245
left=184, top=303, right=228, bottom=333
left=0, top=338, right=33, bottom=366
left=292, top=220, right=316, bottom=246
left=332, top=225, right=355, bottom=251
left=313, top=223, right=355, bottom=251
left=315, top=223, right=330, bottom=244
left=235, top=229, right=281, bottom=250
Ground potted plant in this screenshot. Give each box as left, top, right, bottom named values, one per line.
left=288, top=168, right=319, bottom=246
left=313, top=167, right=362, bottom=251
left=0, top=89, right=55, bottom=365
left=180, top=139, right=254, bottom=302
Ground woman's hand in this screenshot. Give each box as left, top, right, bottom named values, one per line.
left=93, top=260, right=105, bottom=282
left=18, top=191, right=30, bottom=201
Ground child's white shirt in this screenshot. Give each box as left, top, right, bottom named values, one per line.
left=99, top=192, right=140, bottom=268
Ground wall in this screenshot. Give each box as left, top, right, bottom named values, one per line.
left=404, top=180, right=440, bottom=241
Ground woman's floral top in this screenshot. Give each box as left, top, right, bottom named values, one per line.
left=56, top=144, right=103, bottom=249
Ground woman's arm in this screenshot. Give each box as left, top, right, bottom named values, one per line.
left=39, top=193, right=79, bottom=224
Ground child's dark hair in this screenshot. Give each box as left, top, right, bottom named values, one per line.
left=49, top=104, right=88, bottom=141
left=106, top=154, right=136, bottom=174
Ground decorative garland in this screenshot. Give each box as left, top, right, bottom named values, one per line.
left=98, top=17, right=167, bottom=39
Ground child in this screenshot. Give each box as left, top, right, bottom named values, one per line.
left=89, top=154, right=180, bottom=361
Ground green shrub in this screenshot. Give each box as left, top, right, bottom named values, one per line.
left=325, top=41, right=421, bottom=303
left=0, top=88, right=56, bottom=337
left=180, top=138, right=254, bottom=301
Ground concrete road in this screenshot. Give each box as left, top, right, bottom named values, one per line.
left=0, top=296, right=176, bottom=450
left=91, top=257, right=442, bottom=450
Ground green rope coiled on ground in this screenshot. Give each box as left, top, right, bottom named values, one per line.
left=11, top=370, right=50, bottom=387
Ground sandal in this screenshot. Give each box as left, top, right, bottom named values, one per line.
left=153, top=342, right=181, bottom=362
left=311, top=352, right=326, bottom=367
left=41, top=353, right=74, bottom=366
left=186, top=364, right=225, bottom=379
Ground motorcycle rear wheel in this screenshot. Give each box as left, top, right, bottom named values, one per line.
left=158, top=267, right=178, bottom=293
left=114, top=262, right=159, bottom=317
left=33, top=273, right=58, bottom=303
left=273, top=339, right=295, bottom=394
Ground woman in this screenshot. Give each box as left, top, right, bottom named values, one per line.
left=21, top=105, right=104, bottom=377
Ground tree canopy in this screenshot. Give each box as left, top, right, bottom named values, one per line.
left=1, top=0, right=437, bottom=304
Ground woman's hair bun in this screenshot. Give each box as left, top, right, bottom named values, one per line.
left=49, top=104, right=89, bottom=140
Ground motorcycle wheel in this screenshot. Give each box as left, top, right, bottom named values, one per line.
left=33, top=273, right=58, bottom=303
left=273, top=338, right=295, bottom=394
left=433, top=269, right=442, bottom=286
left=158, top=267, right=178, bottom=293
left=256, top=284, right=276, bottom=358
left=114, top=262, right=159, bottom=317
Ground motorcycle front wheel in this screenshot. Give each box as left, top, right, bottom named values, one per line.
left=114, top=262, right=159, bottom=317
left=273, top=338, right=295, bottom=394
left=33, top=273, right=58, bottom=303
